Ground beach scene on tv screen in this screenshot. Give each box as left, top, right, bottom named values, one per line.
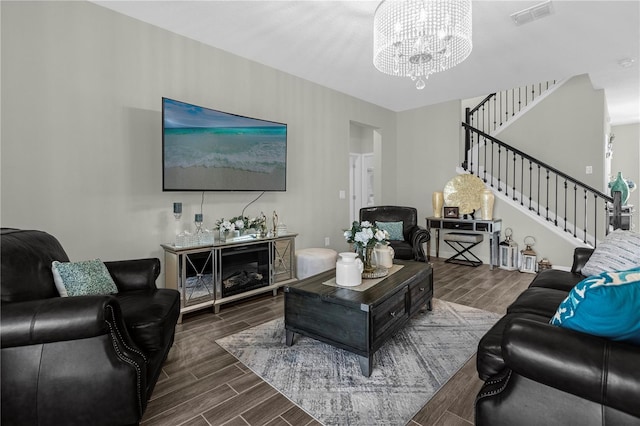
left=163, top=98, right=286, bottom=191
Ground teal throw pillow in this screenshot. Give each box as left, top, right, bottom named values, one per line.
left=376, top=221, right=404, bottom=241
left=52, top=259, right=118, bottom=297
left=550, top=267, right=640, bottom=344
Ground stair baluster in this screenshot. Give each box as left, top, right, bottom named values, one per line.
left=461, top=122, right=622, bottom=247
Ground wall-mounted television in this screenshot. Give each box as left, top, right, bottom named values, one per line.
left=162, top=97, right=287, bottom=191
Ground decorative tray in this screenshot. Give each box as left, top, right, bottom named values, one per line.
left=362, top=267, right=389, bottom=279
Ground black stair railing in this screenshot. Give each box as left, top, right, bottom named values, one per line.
left=462, top=122, right=622, bottom=247
left=465, top=81, right=557, bottom=139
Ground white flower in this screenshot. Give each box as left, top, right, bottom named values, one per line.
left=374, top=229, right=388, bottom=241
left=235, top=219, right=245, bottom=229
left=219, top=220, right=234, bottom=232
left=344, top=220, right=389, bottom=250
left=355, top=228, right=374, bottom=245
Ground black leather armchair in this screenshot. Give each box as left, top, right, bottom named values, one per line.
left=0, top=228, right=180, bottom=426
left=475, top=247, right=640, bottom=425
left=359, top=206, right=430, bottom=262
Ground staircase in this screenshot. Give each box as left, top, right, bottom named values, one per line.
left=461, top=81, right=623, bottom=248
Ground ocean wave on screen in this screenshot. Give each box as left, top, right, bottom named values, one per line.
left=164, top=140, right=286, bottom=173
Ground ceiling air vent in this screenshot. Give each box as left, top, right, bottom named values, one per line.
left=511, top=0, right=553, bottom=26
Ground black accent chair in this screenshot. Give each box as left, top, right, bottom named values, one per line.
left=359, top=206, right=430, bottom=262
left=0, top=228, right=180, bottom=426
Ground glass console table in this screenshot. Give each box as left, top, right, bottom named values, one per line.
left=425, top=217, right=502, bottom=270
left=162, top=233, right=297, bottom=321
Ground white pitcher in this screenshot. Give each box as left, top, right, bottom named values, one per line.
left=374, top=243, right=395, bottom=269
left=335, top=252, right=363, bottom=286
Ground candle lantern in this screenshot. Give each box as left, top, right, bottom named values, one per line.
left=499, top=228, right=519, bottom=271
left=520, top=236, right=537, bottom=274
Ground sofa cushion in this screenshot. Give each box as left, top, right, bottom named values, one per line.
left=52, top=259, right=118, bottom=297
left=115, top=288, right=180, bottom=353
left=1, top=228, right=69, bottom=302
left=582, top=230, right=640, bottom=276
left=506, top=287, right=570, bottom=318
left=376, top=221, right=404, bottom=241
left=477, top=312, right=550, bottom=381
left=528, top=269, right=584, bottom=292
left=550, top=267, right=640, bottom=344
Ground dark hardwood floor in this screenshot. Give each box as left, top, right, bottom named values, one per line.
left=141, top=258, right=535, bottom=426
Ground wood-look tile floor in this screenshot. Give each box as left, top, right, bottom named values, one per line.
left=142, top=258, right=535, bottom=426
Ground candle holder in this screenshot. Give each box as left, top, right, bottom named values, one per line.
left=173, top=202, right=182, bottom=219
left=194, top=213, right=204, bottom=234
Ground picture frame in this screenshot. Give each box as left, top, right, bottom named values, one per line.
left=444, top=207, right=459, bottom=218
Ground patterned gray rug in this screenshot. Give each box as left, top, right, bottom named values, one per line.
left=216, top=299, right=500, bottom=425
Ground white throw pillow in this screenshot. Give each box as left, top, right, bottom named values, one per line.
left=582, top=230, right=640, bottom=276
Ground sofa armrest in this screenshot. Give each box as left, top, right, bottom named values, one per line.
left=571, top=247, right=594, bottom=274
left=408, top=225, right=430, bottom=262
left=503, top=317, right=640, bottom=418
left=105, top=258, right=160, bottom=291
left=1, top=296, right=119, bottom=347
left=1, top=296, right=148, bottom=424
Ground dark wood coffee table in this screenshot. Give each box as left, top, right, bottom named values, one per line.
left=284, top=260, right=433, bottom=376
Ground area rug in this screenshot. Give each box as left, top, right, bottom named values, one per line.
left=216, top=299, right=500, bottom=425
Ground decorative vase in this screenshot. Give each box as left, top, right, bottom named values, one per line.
left=360, top=246, right=376, bottom=274
left=219, top=229, right=229, bottom=242
left=432, top=191, right=444, bottom=218
left=609, top=172, right=630, bottom=205
left=480, top=188, right=495, bottom=220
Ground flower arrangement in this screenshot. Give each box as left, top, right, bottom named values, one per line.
left=215, top=214, right=266, bottom=233
left=343, top=221, right=389, bottom=251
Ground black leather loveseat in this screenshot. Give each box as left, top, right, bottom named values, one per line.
left=475, top=247, right=640, bottom=425
left=0, top=228, right=180, bottom=426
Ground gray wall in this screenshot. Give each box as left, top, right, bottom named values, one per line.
left=1, top=1, right=627, bottom=280
left=1, top=1, right=397, bottom=274
left=497, top=75, right=606, bottom=191
left=396, top=100, right=461, bottom=221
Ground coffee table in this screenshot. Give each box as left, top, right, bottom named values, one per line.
left=284, top=260, right=433, bottom=377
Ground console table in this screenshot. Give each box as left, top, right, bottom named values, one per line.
left=426, top=217, right=502, bottom=269
left=162, top=233, right=297, bottom=321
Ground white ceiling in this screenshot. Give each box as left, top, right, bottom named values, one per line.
left=93, top=0, right=640, bottom=125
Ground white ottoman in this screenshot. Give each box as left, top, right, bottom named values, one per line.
left=296, top=248, right=338, bottom=280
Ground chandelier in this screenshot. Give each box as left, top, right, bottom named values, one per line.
left=373, top=0, right=473, bottom=89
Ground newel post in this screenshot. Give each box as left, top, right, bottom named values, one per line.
left=611, top=191, right=622, bottom=230
left=463, top=107, right=471, bottom=169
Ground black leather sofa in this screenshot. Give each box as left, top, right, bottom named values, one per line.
left=359, top=205, right=430, bottom=261
left=476, top=247, right=640, bottom=425
left=0, top=228, right=180, bottom=426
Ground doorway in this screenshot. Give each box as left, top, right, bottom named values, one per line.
left=349, top=122, right=381, bottom=223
